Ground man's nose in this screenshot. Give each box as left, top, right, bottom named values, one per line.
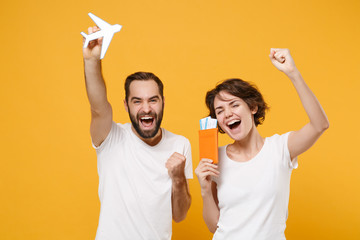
left=142, top=102, right=151, bottom=113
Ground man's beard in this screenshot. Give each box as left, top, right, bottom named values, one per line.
left=129, top=108, right=164, bottom=139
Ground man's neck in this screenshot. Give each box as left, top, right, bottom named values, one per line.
left=130, top=125, right=163, bottom=146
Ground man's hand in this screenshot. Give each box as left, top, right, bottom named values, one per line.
left=83, top=26, right=102, bottom=60
left=82, top=25, right=112, bottom=147
left=165, top=152, right=186, bottom=182
left=166, top=152, right=191, bottom=222
left=269, top=48, right=298, bottom=76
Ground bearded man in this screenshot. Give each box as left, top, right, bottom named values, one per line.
left=83, top=26, right=192, bottom=240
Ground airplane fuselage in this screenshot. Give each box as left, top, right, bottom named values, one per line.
left=86, top=24, right=121, bottom=41
left=81, top=13, right=122, bottom=59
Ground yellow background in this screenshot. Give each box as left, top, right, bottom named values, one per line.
left=1, top=0, right=359, bottom=239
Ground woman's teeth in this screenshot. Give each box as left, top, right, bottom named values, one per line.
left=228, top=120, right=241, bottom=129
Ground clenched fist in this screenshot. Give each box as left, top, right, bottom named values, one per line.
left=165, top=152, right=186, bottom=182
left=269, top=48, right=298, bottom=76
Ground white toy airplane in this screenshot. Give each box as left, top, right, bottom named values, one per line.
left=81, top=13, right=122, bottom=59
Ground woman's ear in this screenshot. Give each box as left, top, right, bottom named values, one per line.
left=251, top=105, right=258, bottom=115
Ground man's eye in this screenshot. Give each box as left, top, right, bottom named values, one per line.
left=216, top=111, right=223, bottom=115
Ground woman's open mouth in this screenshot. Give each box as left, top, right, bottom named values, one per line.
left=227, top=120, right=241, bottom=130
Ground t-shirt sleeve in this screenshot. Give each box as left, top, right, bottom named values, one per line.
left=281, top=132, right=298, bottom=169
left=91, top=121, right=123, bottom=152
left=184, top=138, right=193, bottom=179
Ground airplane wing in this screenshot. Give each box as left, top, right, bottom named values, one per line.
left=88, top=12, right=111, bottom=29
left=100, top=33, right=115, bottom=59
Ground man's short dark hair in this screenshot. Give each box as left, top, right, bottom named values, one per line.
left=125, top=72, right=164, bottom=102
left=205, top=78, right=269, bottom=133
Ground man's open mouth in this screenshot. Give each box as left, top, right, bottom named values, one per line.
left=140, top=116, right=155, bottom=128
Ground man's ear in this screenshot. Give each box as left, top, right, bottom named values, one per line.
left=124, top=99, right=129, bottom=113
left=251, top=105, right=258, bottom=115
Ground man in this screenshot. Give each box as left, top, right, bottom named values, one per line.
left=83, top=26, right=193, bottom=240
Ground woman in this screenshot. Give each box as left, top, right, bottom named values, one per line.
left=195, top=48, right=329, bottom=239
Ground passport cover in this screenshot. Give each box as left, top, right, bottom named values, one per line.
left=199, top=128, right=219, bottom=164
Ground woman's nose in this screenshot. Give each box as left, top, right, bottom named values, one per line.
left=224, top=108, right=232, bottom=118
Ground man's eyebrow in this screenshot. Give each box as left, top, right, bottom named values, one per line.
left=149, top=96, right=160, bottom=100
left=130, top=97, right=142, bottom=101
left=130, top=95, right=160, bottom=101
left=215, top=106, right=223, bottom=110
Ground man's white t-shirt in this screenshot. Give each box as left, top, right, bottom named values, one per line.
left=93, top=122, right=193, bottom=240
left=213, top=132, right=297, bottom=240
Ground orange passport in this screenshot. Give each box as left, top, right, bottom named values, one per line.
left=199, top=128, right=219, bottom=164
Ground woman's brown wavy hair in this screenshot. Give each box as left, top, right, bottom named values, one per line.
left=205, top=78, right=269, bottom=133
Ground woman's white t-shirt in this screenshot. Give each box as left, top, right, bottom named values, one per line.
left=213, top=132, right=297, bottom=240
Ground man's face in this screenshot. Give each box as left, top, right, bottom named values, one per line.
left=125, top=80, right=164, bottom=139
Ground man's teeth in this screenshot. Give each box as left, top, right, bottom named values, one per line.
left=141, top=117, right=153, bottom=120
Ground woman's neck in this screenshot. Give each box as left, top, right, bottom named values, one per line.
left=227, top=127, right=264, bottom=162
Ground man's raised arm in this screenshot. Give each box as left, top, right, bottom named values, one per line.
left=83, top=26, right=113, bottom=147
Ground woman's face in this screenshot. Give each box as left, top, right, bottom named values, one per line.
left=214, top=91, right=257, bottom=142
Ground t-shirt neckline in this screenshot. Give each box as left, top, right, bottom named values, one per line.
left=224, top=137, right=268, bottom=165
left=127, top=123, right=166, bottom=149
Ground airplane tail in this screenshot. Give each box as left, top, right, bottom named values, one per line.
left=81, top=32, right=90, bottom=48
